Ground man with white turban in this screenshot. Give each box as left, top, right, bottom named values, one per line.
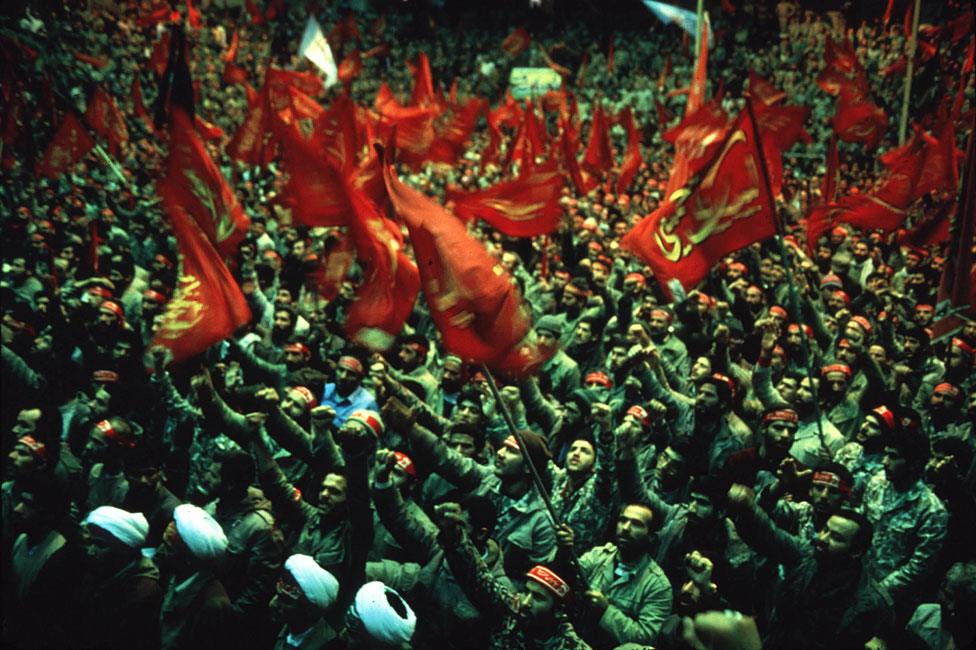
left=271, top=554, right=341, bottom=649
left=342, top=581, right=417, bottom=648
left=79, top=506, right=162, bottom=650
left=158, top=504, right=241, bottom=650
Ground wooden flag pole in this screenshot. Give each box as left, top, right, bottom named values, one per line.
left=898, top=0, right=923, bottom=144
left=744, top=97, right=832, bottom=461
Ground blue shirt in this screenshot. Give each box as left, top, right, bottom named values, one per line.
left=320, top=383, right=378, bottom=427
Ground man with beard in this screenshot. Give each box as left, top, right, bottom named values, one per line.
left=549, top=429, right=614, bottom=552
left=835, top=405, right=898, bottom=506
left=905, top=562, right=976, bottom=650
left=565, top=317, right=605, bottom=376
left=554, top=277, right=603, bottom=349
left=863, top=418, right=948, bottom=605
left=157, top=504, right=241, bottom=650
left=893, top=325, right=944, bottom=401
left=430, top=354, right=466, bottom=418
left=435, top=503, right=590, bottom=649
left=555, top=504, right=673, bottom=647
left=319, top=355, right=378, bottom=428
left=205, top=449, right=284, bottom=620
left=270, top=554, right=340, bottom=649
left=727, top=485, right=892, bottom=649
left=753, top=322, right=844, bottom=469
left=534, top=314, right=582, bottom=402
left=647, top=307, right=690, bottom=379
left=944, top=337, right=974, bottom=394
left=390, top=334, right=438, bottom=402
left=920, top=383, right=971, bottom=442
left=81, top=416, right=140, bottom=512
left=122, top=442, right=181, bottom=548
left=79, top=506, right=162, bottom=649
left=3, top=407, right=60, bottom=541
left=722, top=407, right=799, bottom=497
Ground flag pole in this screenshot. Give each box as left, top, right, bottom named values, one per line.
left=898, top=0, right=923, bottom=144
left=694, top=0, right=705, bottom=60
left=744, top=97, right=832, bottom=461
left=92, top=143, right=127, bottom=185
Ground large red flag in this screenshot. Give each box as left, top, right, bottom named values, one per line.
left=161, top=109, right=250, bottom=257
left=426, top=97, right=487, bottom=165
left=559, top=117, right=597, bottom=195
left=152, top=178, right=251, bottom=366
left=623, top=112, right=778, bottom=294
left=37, top=112, right=95, bottom=178
left=380, top=147, right=534, bottom=369
left=445, top=168, right=564, bottom=237
left=338, top=49, right=364, bottom=85
left=582, top=101, right=613, bottom=175
left=409, top=52, right=440, bottom=111
left=746, top=71, right=786, bottom=107
left=615, top=107, right=643, bottom=195
left=85, top=87, right=129, bottom=156
left=663, top=99, right=731, bottom=195
left=832, top=88, right=887, bottom=149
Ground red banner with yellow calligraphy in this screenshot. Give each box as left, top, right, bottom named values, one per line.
left=445, top=166, right=564, bottom=237
left=151, top=182, right=251, bottom=365
left=161, top=109, right=250, bottom=258
left=623, top=112, right=777, bottom=294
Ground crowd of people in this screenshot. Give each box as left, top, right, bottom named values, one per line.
left=2, top=0, right=975, bottom=649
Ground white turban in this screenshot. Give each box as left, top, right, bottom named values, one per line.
left=84, top=506, right=149, bottom=548
left=354, top=581, right=416, bottom=645
left=285, top=554, right=339, bottom=610
left=173, top=504, right=227, bottom=561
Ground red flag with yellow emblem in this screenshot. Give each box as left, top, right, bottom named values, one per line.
left=152, top=165, right=251, bottom=366
left=380, top=146, right=534, bottom=370
left=623, top=111, right=777, bottom=293
left=161, top=109, right=250, bottom=257
left=445, top=166, right=564, bottom=237
left=502, top=27, right=531, bottom=57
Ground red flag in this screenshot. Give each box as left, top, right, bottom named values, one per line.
left=582, top=101, right=613, bottom=175
left=822, top=136, right=839, bottom=204
left=502, top=27, right=531, bottom=57
left=935, top=135, right=975, bottom=330
left=559, top=116, right=597, bottom=195
left=363, top=43, right=391, bottom=59
left=616, top=108, right=643, bottom=195
left=522, top=99, right=547, bottom=160
left=687, top=19, right=710, bottom=114
left=151, top=184, right=251, bottom=365
left=162, top=109, right=250, bottom=257
left=37, top=112, right=95, bottom=178
left=194, top=114, right=225, bottom=141
left=832, top=88, right=887, bottom=149
left=746, top=71, right=786, bottom=107
left=817, top=37, right=868, bottom=97
left=137, top=4, right=175, bottom=28
left=623, top=112, right=778, bottom=294
left=244, top=0, right=264, bottom=25
left=149, top=32, right=171, bottom=78
left=222, top=61, right=249, bottom=87
left=663, top=99, right=731, bottom=195
left=380, top=147, right=534, bottom=369
left=374, top=84, right=438, bottom=164
left=445, top=168, right=564, bottom=237
left=227, top=83, right=273, bottom=165
left=223, top=30, right=239, bottom=63
left=185, top=0, right=203, bottom=29
left=131, top=76, right=157, bottom=136
left=754, top=103, right=811, bottom=153
left=896, top=202, right=954, bottom=247
left=85, top=87, right=129, bottom=156
left=310, top=234, right=355, bottom=302
left=328, top=14, right=360, bottom=55
left=342, top=182, right=421, bottom=352
left=409, top=52, right=439, bottom=110
left=425, top=97, right=487, bottom=165
left=883, top=0, right=895, bottom=25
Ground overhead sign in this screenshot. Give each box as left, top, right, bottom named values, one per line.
left=508, top=67, right=563, bottom=99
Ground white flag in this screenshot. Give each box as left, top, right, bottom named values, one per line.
left=642, top=1, right=713, bottom=48
left=299, top=16, right=338, bottom=88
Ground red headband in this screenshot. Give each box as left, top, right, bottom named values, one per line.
left=870, top=405, right=896, bottom=430
left=650, top=308, right=672, bottom=322
left=154, top=254, right=174, bottom=270
left=812, top=471, right=852, bottom=498
left=143, top=290, right=167, bottom=303
left=393, top=451, right=417, bottom=478
left=626, top=405, right=650, bottom=427
left=290, top=386, right=317, bottom=409
left=951, top=337, right=975, bottom=355
left=338, top=356, right=364, bottom=375
left=96, top=419, right=136, bottom=448
left=821, top=363, right=852, bottom=379
left=711, top=373, right=736, bottom=397
left=526, top=565, right=571, bottom=600
left=763, top=409, right=798, bottom=424
left=92, top=369, right=120, bottom=383
left=503, top=435, right=521, bottom=452
left=831, top=290, right=851, bottom=305
left=564, top=283, right=592, bottom=297
left=933, top=383, right=961, bottom=399
left=769, top=305, right=788, bottom=318
left=584, top=372, right=613, bottom=389
left=88, top=286, right=114, bottom=299
left=99, top=300, right=125, bottom=321
left=914, top=304, right=934, bottom=313
left=624, top=272, right=646, bottom=285
left=285, top=342, right=312, bottom=358
left=849, top=315, right=873, bottom=335
left=404, top=341, right=428, bottom=356
left=18, top=435, right=49, bottom=463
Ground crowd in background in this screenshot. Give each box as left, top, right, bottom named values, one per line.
left=2, top=0, right=974, bottom=649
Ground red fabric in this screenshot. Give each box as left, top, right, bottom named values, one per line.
left=227, top=81, right=274, bottom=165
left=194, top=114, right=225, bottom=141
left=522, top=99, right=547, bottom=161
left=559, top=116, right=597, bottom=195
left=883, top=0, right=895, bottom=25
left=374, top=84, right=438, bottom=166
left=381, top=148, right=534, bottom=371
left=131, top=76, right=156, bottom=135
left=623, top=112, right=777, bottom=294
left=425, top=97, right=487, bottom=165
left=309, top=234, right=355, bottom=301
left=606, top=38, right=615, bottom=74
left=657, top=54, right=672, bottom=91
left=615, top=107, right=643, bottom=195
left=277, top=119, right=351, bottom=228
left=747, top=71, right=786, bottom=106
left=73, top=51, right=109, bottom=69
left=832, top=88, right=887, bottom=149
left=244, top=0, right=264, bottom=25
left=445, top=167, right=564, bottom=237
left=663, top=99, right=731, bottom=195
left=162, top=109, right=250, bottom=257
left=817, top=37, right=869, bottom=97
left=343, top=172, right=420, bottom=352
left=222, top=61, right=249, bottom=87
left=687, top=21, right=710, bottom=114
left=152, top=178, right=252, bottom=365
left=338, top=49, right=363, bottom=85
left=85, top=87, right=129, bottom=156
left=409, top=52, right=440, bottom=111
left=363, top=43, right=391, bottom=59
left=37, top=112, right=95, bottom=178
left=185, top=0, right=203, bottom=29
left=149, top=32, right=170, bottom=78
left=896, top=202, right=953, bottom=247
left=582, top=102, right=613, bottom=175
left=136, top=5, right=173, bottom=28
left=223, top=30, right=239, bottom=63
left=502, top=27, right=531, bottom=57
left=822, top=136, right=839, bottom=204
